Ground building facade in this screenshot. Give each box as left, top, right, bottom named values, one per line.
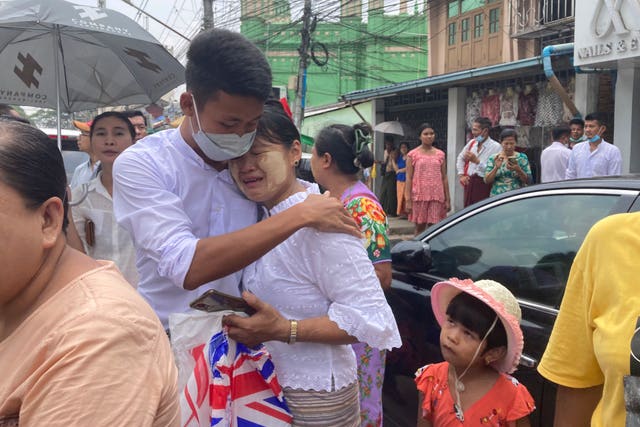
left=240, top=0, right=428, bottom=108
left=342, top=0, right=614, bottom=216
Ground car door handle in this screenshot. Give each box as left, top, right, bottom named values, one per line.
left=519, top=354, right=538, bottom=368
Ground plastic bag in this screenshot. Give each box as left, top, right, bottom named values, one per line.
left=169, top=311, right=292, bottom=427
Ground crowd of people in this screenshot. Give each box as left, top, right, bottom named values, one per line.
left=0, top=25, right=634, bottom=427
left=377, top=112, right=623, bottom=233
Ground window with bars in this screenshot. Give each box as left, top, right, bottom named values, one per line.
left=474, top=13, right=484, bottom=38
left=461, top=18, right=470, bottom=42
left=489, top=7, right=500, bottom=33
left=448, top=22, right=457, bottom=45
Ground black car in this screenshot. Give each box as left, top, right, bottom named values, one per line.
left=383, top=176, right=640, bottom=427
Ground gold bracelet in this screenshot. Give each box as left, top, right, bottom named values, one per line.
left=288, top=319, right=298, bottom=344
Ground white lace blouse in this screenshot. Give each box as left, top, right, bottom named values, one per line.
left=242, top=182, right=401, bottom=392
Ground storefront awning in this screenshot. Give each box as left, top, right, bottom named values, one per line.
left=342, top=56, right=543, bottom=101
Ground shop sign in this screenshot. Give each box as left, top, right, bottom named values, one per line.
left=574, top=0, right=640, bottom=66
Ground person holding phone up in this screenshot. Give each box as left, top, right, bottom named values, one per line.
left=484, top=129, right=532, bottom=197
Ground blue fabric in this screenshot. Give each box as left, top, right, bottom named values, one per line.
left=396, top=155, right=406, bottom=182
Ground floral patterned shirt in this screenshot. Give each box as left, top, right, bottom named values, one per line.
left=341, top=181, right=391, bottom=264
left=485, top=152, right=532, bottom=197
left=415, top=362, right=535, bottom=426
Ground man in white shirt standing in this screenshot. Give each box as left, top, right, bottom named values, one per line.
left=565, top=112, right=622, bottom=180
left=123, top=110, right=148, bottom=142
left=69, top=120, right=100, bottom=188
left=113, top=29, right=356, bottom=329
left=541, top=125, right=571, bottom=183
left=568, top=118, right=586, bottom=149
left=456, top=116, right=502, bottom=207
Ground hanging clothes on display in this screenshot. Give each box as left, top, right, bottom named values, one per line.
left=517, top=84, right=538, bottom=126
left=499, top=87, right=519, bottom=127
left=466, top=91, right=482, bottom=129
left=562, top=77, right=577, bottom=122
left=516, top=126, right=531, bottom=148
left=481, top=89, right=501, bottom=127
left=534, top=81, right=564, bottom=127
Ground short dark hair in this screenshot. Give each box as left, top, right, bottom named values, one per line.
left=0, top=120, right=69, bottom=231
left=185, top=29, right=272, bottom=109
left=552, top=125, right=571, bottom=140
left=474, top=117, right=492, bottom=130
left=90, top=111, right=136, bottom=140
left=123, top=110, right=147, bottom=127
left=568, top=118, right=584, bottom=128
left=499, top=128, right=518, bottom=142
left=584, top=112, right=606, bottom=127
left=315, top=123, right=374, bottom=175
left=256, top=101, right=300, bottom=149
left=446, top=291, right=507, bottom=353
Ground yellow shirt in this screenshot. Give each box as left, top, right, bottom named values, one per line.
left=538, top=212, right=640, bottom=427
left=0, top=262, right=179, bottom=426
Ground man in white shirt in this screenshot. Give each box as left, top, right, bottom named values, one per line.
left=565, top=113, right=622, bottom=180
left=456, top=117, right=502, bottom=207
left=69, top=120, right=100, bottom=188
left=123, top=110, right=148, bottom=142
left=568, top=118, right=586, bottom=149
left=541, top=125, right=571, bottom=183
left=113, top=29, right=356, bottom=329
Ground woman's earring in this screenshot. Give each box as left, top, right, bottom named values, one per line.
left=294, top=159, right=300, bottom=167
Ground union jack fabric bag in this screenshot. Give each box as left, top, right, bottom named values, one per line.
left=170, top=311, right=292, bottom=427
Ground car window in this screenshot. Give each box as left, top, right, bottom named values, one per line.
left=426, top=193, right=621, bottom=307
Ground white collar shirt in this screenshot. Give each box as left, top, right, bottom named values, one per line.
left=565, top=139, right=622, bottom=179
left=71, top=174, right=138, bottom=287
left=540, top=141, right=571, bottom=183
left=456, top=137, right=502, bottom=178
left=242, top=183, right=401, bottom=392
left=70, top=159, right=100, bottom=189
left=113, top=129, right=258, bottom=328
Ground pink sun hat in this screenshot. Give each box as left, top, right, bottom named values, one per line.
left=431, top=278, right=524, bottom=374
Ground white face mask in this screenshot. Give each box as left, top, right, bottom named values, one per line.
left=190, top=95, right=256, bottom=161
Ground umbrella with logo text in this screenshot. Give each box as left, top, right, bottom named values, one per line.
left=0, top=0, right=185, bottom=148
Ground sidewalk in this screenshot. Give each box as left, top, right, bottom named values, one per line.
left=387, top=215, right=414, bottom=244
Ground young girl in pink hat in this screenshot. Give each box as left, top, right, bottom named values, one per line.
left=415, top=278, right=535, bottom=426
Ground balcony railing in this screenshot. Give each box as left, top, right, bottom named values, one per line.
left=511, top=0, right=575, bottom=39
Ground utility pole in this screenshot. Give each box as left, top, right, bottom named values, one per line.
left=293, top=0, right=312, bottom=127
left=202, top=0, right=214, bottom=31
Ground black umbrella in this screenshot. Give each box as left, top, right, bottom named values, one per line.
left=0, top=0, right=185, bottom=147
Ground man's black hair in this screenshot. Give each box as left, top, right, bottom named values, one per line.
left=474, top=117, right=492, bottom=130
left=123, top=110, right=147, bottom=127
left=185, top=29, right=272, bottom=109
left=584, top=112, right=606, bottom=127
left=568, top=118, right=584, bottom=128
left=552, top=125, right=571, bottom=141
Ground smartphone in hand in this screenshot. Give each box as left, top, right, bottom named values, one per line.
left=507, top=156, right=517, bottom=166
left=189, top=289, right=256, bottom=315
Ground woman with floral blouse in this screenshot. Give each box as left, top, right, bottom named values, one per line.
left=312, top=122, right=393, bottom=427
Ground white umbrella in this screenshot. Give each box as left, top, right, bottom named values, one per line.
left=0, top=0, right=185, bottom=148
left=373, top=120, right=412, bottom=136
